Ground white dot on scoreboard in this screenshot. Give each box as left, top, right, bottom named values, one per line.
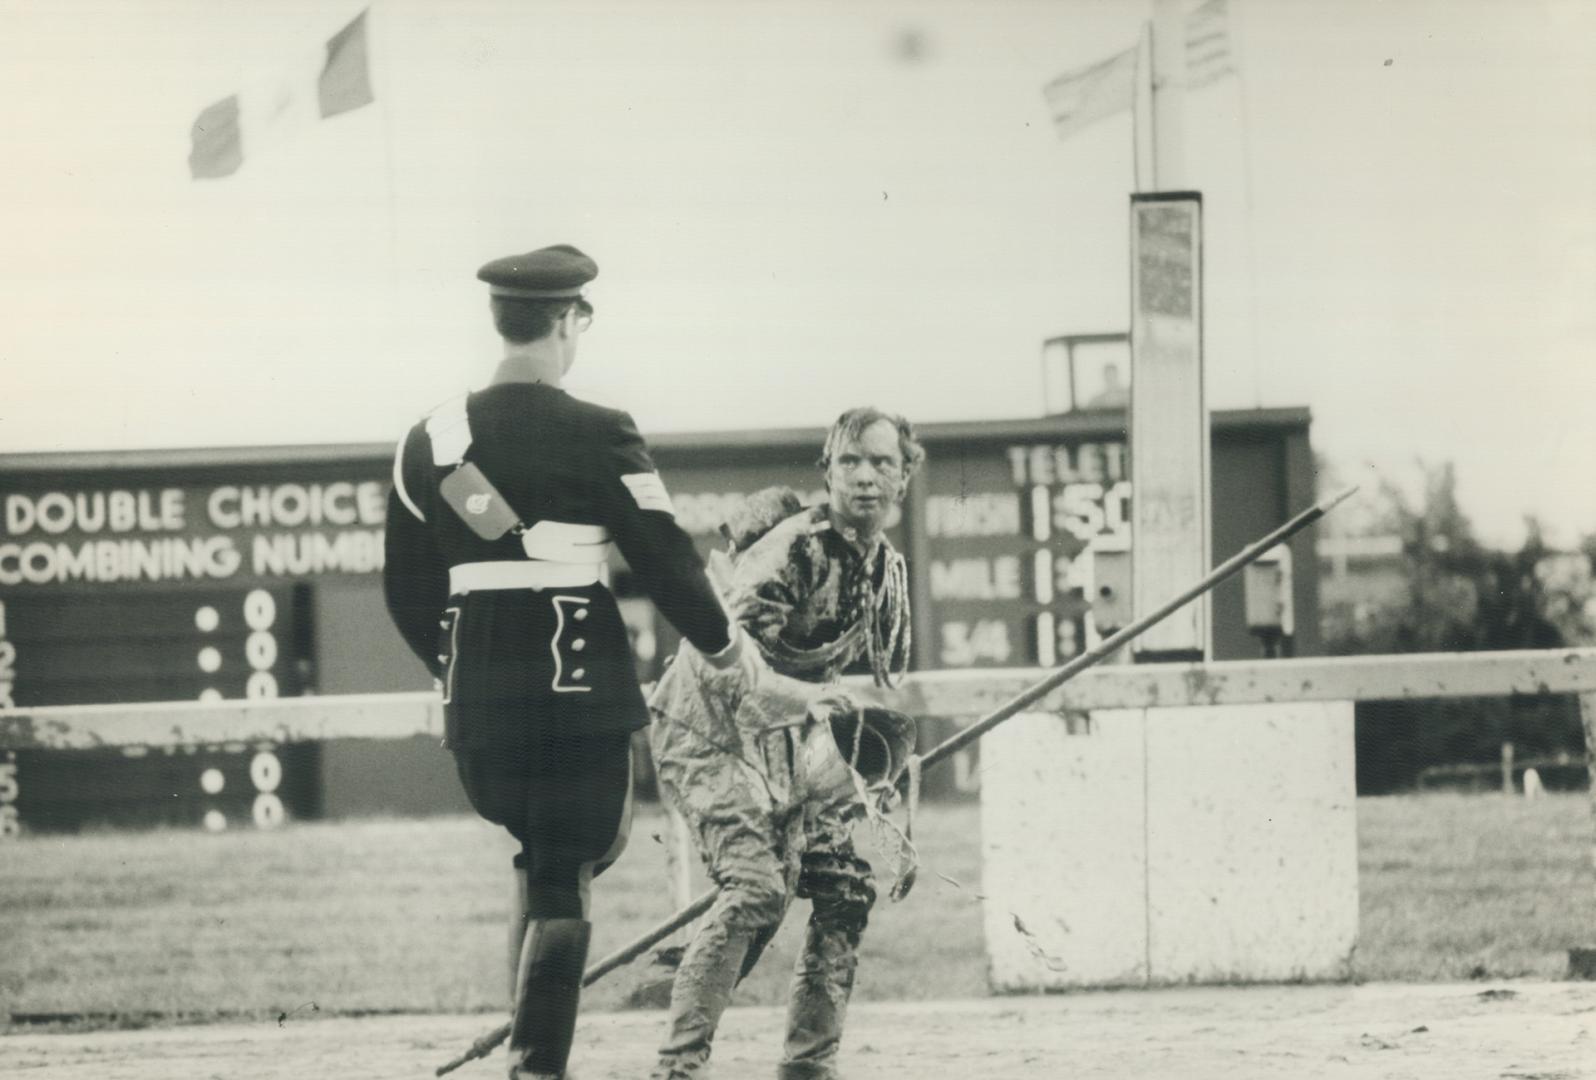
left=197, top=646, right=222, bottom=673
left=245, top=671, right=279, bottom=699
left=194, top=605, right=220, bottom=632
left=199, top=767, right=226, bottom=795
left=250, top=751, right=283, bottom=793
left=203, top=810, right=228, bottom=832
left=246, top=631, right=278, bottom=671
left=244, top=589, right=277, bottom=631
left=198, top=688, right=223, bottom=702
left=252, top=793, right=285, bottom=829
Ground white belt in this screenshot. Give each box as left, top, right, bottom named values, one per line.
left=520, top=521, right=613, bottom=564
left=450, top=561, right=602, bottom=593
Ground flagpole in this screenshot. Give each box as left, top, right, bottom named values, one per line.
left=1133, top=21, right=1155, bottom=192
left=1149, top=0, right=1187, bottom=189
left=369, top=2, right=401, bottom=325
left=1230, top=0, right=1265, bottom=407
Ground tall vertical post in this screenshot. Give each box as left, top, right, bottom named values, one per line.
left=1129, top=192, right=1209, bottom=663
left=1574, top=692, right=1596, bottom=979
left=1133, top=23, right=1156, bottom=193
left=1129, top=0, right=1208, bottom=662
left=1150, top=0, right=1188, bottom=189
left=1581, top=695, right=1596, bottom=884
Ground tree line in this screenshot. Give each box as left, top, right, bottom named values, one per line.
left=1321, top=463, right=1594, bottom=794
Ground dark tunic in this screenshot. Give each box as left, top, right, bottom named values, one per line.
left=382, top=382, right=731, bottom=751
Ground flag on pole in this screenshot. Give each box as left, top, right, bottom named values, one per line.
left=1042, top=0, right=1237, bottom=141
left=1184, top=0, right=1236, bottom=89
left=1041, top=47, right=1138, bottom=140
left=189, top=9, right=375, bottom=180
left=189, top=96, right=243, bottom=180
left=319, top=11, right=375, bottom=118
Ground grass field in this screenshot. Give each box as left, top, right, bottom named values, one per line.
left=1356, top=792, right=1596, bottom=981
left=2, top=794, right=1593, bottom=1027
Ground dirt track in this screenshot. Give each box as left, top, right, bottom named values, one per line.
left=5, top=981, right=1594, bottom=1079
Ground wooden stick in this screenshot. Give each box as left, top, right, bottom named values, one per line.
left=435, top=890, right=717, bottom=1075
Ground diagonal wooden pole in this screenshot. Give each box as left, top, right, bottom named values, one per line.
left=435, top=893, right=716, bottom=1075
left=435, top=485, right=1358, bottom=1075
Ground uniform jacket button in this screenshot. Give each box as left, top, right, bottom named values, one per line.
left=571, top=668, right=586, bottom=680
left=574, top=608, right=589, bottom=621
left=572, top=638, right=586, bottom=651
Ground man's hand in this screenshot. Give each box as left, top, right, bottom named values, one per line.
left=806, top=690, right=861, bottom=725
left=702, top=626, right=765, bottom=690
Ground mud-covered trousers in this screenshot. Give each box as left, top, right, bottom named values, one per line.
left=651, top=747, right=875, bottom=1080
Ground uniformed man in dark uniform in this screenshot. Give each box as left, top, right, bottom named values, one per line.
left=383, top=244, right=758, bottom=1080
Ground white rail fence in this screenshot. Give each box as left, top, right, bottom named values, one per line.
left=3, top=648, right=1591, bottom=751
left=3, top=647, right=1594, bottom=988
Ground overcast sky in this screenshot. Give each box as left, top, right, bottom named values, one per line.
left=1, top=0, right=1591, bottom=548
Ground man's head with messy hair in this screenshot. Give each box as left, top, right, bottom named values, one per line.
left=817, top=407, right=925, bottom=483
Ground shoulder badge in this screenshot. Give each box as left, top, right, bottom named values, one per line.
left=621, top=472, right=676, bottom=515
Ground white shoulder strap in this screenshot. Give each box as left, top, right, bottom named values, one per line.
left=425, top=394, right=473, bottom=467
left=391, top=431, right=426, bottom=522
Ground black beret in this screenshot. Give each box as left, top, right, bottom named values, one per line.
left=476, top=244, right=598, bottom=299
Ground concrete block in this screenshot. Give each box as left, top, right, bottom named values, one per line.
left=981, top=710, right=1148, bottom=990
left=979, top=701, right=1358, bottom=990
left=1144, top=701, right=1358, bottom=983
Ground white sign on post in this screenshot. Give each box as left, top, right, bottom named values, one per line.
left=1129, top=192, right=1209, bottom=659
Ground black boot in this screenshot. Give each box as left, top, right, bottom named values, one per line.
left=507, top=918, right=591, bottom=1080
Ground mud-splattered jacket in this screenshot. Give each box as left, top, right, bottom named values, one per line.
left=650, top=504, right=905, bottom=828
left=650, top=507, right=896, bottom=751
left=727, top=505, right=898, bottom=684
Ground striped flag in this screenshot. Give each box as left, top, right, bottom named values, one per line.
left=1042, top=0, right=1237, bottom=141
left=189, top=9, right=375, bottom=181
left=1041, top=47, right=1138, bottom=140
left=1184, top=0, right=1236, bottom=89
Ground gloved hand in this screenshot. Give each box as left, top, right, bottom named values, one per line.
left=806, top=689, right=860, bottom=726
left=702, top=626, right=765, bottom=691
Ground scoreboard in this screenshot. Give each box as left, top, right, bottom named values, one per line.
left=0, top=449, right=404, bottom=709
left=0, top=587, right=305, bottom=706
left=0, top=407, right=1318, bottom=828
left=0, top=448, right=404, bottom=833
left=919, top=436, right=1128, bottom=670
